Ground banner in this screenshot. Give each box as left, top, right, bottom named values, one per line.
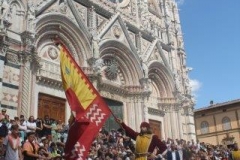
left=59, top=45, right=111, bottom=159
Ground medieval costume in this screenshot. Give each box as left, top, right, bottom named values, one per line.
left=120, top=121, right=167, bottom=160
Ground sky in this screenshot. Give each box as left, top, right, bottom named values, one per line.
left=176, top=0, right=240, bottom=109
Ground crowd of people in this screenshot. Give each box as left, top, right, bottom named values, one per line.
left=0, top=109, right=67, bottom=160
left=0, top=108, right=240, bottom=160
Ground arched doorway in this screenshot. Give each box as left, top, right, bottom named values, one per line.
left=38, top=93, right=66, bottom=122
left=104, top=98, right=123, bottom=131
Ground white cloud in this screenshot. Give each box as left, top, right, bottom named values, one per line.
left=176, top=0, right=185, bottom=6
left=189, top=79, right=201, bottom=103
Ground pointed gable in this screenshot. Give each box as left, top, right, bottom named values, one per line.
left=97, top=14, right=109, bottom=30
left=143, top=39, right=172, bottom=75
left=36, top=0, right=91, bottom=40
left=147, top=45, right=164, bottom=64
left=36, top=1, right=74, bottom=19
left=97, top=13, right=138, bottom=56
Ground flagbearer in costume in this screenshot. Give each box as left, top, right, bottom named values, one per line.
left=116, top=118, right=167, bottom=160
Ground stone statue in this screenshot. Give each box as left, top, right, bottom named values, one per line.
left=174, top=71, right=181, bottom=91
left=148, top=0, right=155, bottom=9
left=141, top=60, right=148, bottom=78
left=168, top=33, right=174, bottom=45
left=139, top=0, right=149, bottom=29
left=178, top=38, right=184, bottom=48
left=0, top=0, right=9, bottom=19
left=0, top=0, right=10, bottom=29
left=93, top=58, right=103, bottom=74
left=184, top=78, right=191, bottom=95
left=59, top=0, right=67, bottom=14
left=26, top=1, right=36, bottom=32
left=92, top=36, right=100, bottom=58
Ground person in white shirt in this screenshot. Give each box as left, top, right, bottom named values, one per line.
left=26, top=116, right=37, bottom=133
left=3, top=124, right=22, bottom=160
left=18, top=118, right=27, bottom=143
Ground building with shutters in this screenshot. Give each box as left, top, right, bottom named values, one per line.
left=194, top=99, right=240, bottom=146
left=0, top=0, right=195, bottom=141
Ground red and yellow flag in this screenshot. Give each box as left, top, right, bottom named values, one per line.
left=59, top=44, right=111, bottom=159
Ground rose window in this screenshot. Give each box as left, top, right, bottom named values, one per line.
left=103, top=58, right=119, bottom=81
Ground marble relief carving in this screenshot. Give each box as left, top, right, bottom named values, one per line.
left=39, top=60, right=61, bottom=80
left=59, top=1, right=68, bottom=14
left=112, top=25, right=122, bottom=38
left=141, top=38, right=151, bottom=55
left=75, top=3, right=87, bottom=23
left=48, top=47, right=58, bottom=60
left=6, top=53, right=19, bottom=64
left=36, top=44, right=62, bottom=86
left=97, top=15, right=108, bottom=30
left=26, top=1, right=36, bottom=32
left=0, top=44, right=8, bottom=56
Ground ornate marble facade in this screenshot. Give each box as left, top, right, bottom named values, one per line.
left=0, top=0, right=195, bottom=141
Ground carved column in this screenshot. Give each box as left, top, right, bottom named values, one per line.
left=18, top=31, right=40, bottom=117
left=0, top=35, right=9, bottom=107
left=138, top=0, right=150, bottom=30
left=165, top=104, right=180, bottom=139
left=177, top=106, right=183, bottom=139
left=126, top=96, right=136, bottom=130
left=139, top=78, right=151, bottom=122
left=170, top=105, right=176, bottom=138
left=142, top=100, right=148, bottom=122
left=164, top=106, right=172, bottom=138
left=19, top=56, right=31, bottom=117
left=0, top=13, right=10, bottom=107
left=182, top=98, right=195, bottom=141
left=88, top=6, right=96, bottom=35
left=141, top=94, right=149, bottom=122
left=87, top=6, right=101, bottom=79
left=187, top=106, right=196, bottom=141
left=171, top=104, right=183, bottom=139
left=134, top=95, right=140, bottom=130
left=136, top=32, right=142, bottom=54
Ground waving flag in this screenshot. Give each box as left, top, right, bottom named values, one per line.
left=59, top=44, right=111, bottom=159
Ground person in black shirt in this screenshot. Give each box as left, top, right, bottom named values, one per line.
left=42, top=115, right=52, bottom=137
left=35, top=118, right=43, bottom=138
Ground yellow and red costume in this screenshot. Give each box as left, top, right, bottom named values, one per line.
left=232, top=150, right=240, bottom=160
left=121, top=122, right=167, bottom=160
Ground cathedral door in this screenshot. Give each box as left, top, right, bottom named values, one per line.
left=104, top=98, right=123, bottom=131
left=38, top=93, right=66, bottom=122
left=149, top=119, right=162, bottom=139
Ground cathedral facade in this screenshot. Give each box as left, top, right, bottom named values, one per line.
left=0, top=0, right=195, bottom=141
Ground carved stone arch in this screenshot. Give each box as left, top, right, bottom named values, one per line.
left=35, top=14, right=92, bottom=66
left=8, top=0, right=25, bottom=11
left=99, top=40, right=143, bottom=86
left=148, top=61, right=174, bottom=97
left=8, top=0, right=24, bottom=8
left=7, top=0, right=25, bottom=31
